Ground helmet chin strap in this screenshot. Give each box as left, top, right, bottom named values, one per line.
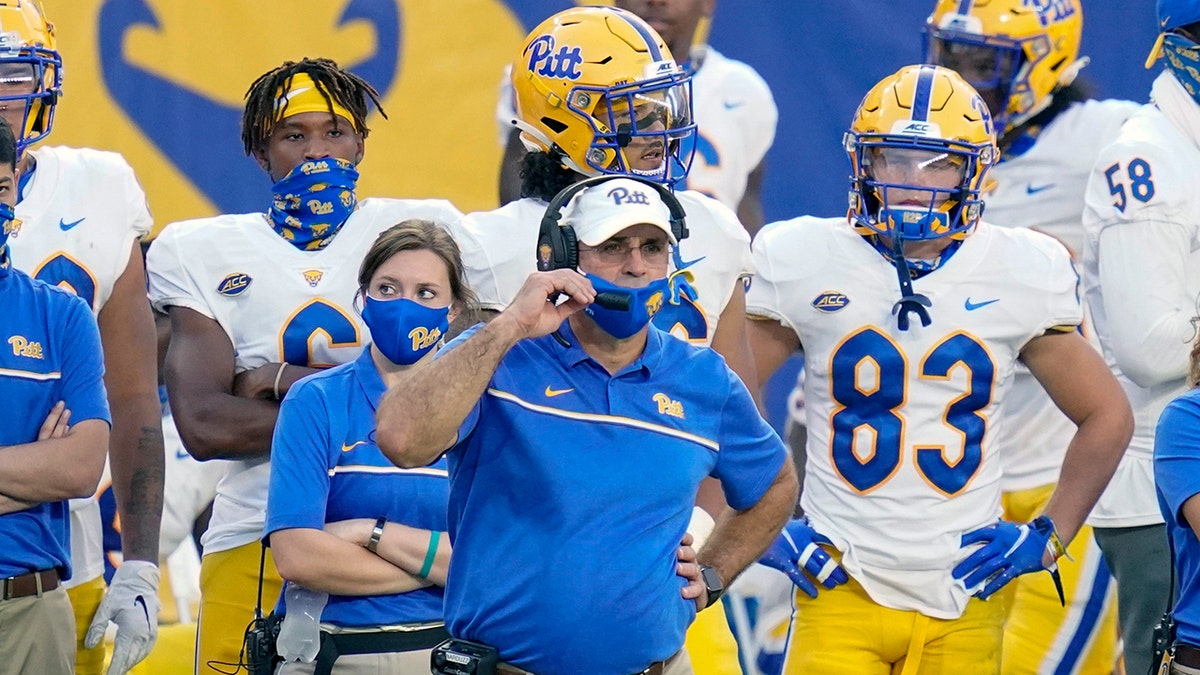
left=888, top=233, right=932, bottom=331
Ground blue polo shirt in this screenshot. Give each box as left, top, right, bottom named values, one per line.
left=266, top=346, right=447, bottom=627
left=442, top=321, right=787, bottom=675
left=0, top=264, right=109, bottom=579
left=1155, top=388, right=1200, bottom=646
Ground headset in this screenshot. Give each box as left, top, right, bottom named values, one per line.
left=536, top=174, right=689, bottom=310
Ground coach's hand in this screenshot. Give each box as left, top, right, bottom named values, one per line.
left=953, top=516, right=1058, bottom=600
left=85, top=560, right=161, bottom=674
left=500, top=270, right=596, bottom=339
left=759, top=517, right=848, bottom=598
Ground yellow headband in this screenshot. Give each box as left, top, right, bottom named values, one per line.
left=273, top=72, right=356, bottom=129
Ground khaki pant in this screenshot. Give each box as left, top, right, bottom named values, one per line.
left=0, top=586, right=77, bottom=674
left=498, top=650, right=694, bottom=675
left=276, top=647, right=433, bottom=674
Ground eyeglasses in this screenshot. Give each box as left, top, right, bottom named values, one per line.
left=579, top=240, right=670, bottom=264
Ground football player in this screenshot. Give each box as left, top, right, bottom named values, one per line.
left=146, top=57, right=463, bottom=673
left=0, top=2, right=165, bottom=673
left=463, top=7, right=753, bottom=673
left=746, top=65, right=1131, bottom=673
left=495, top=0, right=777, bottom=235
left=1081, top=2, right=1200, bottom=672
left=922, top=1, right=1138, bottom=671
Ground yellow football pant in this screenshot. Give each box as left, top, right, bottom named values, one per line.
left=68, top=575, right=108, bottom=675
left=196, top=543, right=282, bottom=675
left=1000, top=484, right=1119, bottom=675
left=685, top=599, right=742, bottom=675
left=783, top=573, right=1005, bottom=675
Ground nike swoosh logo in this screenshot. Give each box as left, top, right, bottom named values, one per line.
left=134, top=595, right=149, bottom=624
left=341, top=441, right=367, bottom=452
left=722, top=100, right=744, bottom=110
left=59, top=217, right=84, bottom=231
left=544, top=386, right=574, bottom=398
left=174, top=448, right=190, bottom=460
left=1024, top=183, right=1055, bottom=195
left=964, top=298, right=999, bottom=311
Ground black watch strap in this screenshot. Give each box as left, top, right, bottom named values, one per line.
left=699, top=564, right=724, bottom=607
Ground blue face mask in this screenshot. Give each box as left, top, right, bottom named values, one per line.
left=1162, top=33, right=1200, bottom=106
left=0, top=202, right=17, bottom=270
left=267, top=158, right=359, bottom=251
left=582, top=273, right=671, bottom=339
left=361, top=296, right=450, bottom=366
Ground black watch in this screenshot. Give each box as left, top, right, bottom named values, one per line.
left=698, top=564, right=724, bottom=607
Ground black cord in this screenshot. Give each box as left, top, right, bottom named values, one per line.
left=887, top=234, right=932, bottom=331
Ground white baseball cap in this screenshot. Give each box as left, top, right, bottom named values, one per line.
left=562, top=178, right=677, bottom=247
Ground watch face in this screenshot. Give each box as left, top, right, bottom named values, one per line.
left=700, top=565, right=723, bottom=592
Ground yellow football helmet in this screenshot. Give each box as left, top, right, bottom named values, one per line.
left=510, top=6, right=695, bottom=185
left=925, top=0, right=1086, bottom=135
left=0, top=0, right=60, bottom=152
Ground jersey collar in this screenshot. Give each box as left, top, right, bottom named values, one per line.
left=352, top=346, right=388, bottom=411
left=551, top=319, right=664, bottom=377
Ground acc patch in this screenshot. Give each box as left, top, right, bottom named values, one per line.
left=216, top=272, right=252, bottom=297
left=812, top=291, right=849, bottom=313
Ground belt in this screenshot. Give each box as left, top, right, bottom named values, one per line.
left=1176, top=643, right=1200, bottom=669
left=313, top=624, right=449, bottom=675
left=496, top=649, right=682, bottom=675
left=1, top=569, right=59, bottom=600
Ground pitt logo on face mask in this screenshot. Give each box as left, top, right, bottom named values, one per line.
left=608, top=187, right=651, bottom=206
left=527, top=35, right=584, bottom=81
left=8, top=336, right=44, bottom=359
left=301, top=161, right=330, bottom=176
left=645, top=290, right=664, bottom=316
left=307, top=199, right=334, bottom=216
left=4, top=219, right=20, bottom=237
left=409, top=326, right=442, bottom=352
left=653, top=393, right=685, bottom=419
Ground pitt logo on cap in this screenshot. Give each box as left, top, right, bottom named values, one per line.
left=8, top=336, right=43, bottom=359
left=608, top=187, right=651, bottom=206
left=653, top=393, right=685, bottom=419
left=812, top=291, right=849, bottom=313
left=217, top=272, right=252, bottom=297
left=409, top=326, right=442, bottom=351
left=302, top=270, right=324, bottom=287
left=527, top=35, right=584, bottom=81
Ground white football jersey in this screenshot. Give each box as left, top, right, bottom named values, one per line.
left=494, top=45, right=777, bottom=215
left=682, top=47, right=777, bottom=210
left=147, top=198, right=464, bottom=555
left=7, top=145, right=153, bottom=588
left=747, top=217, right=1081, bottom=618
left=460, top=192, right=752, bottom=346
left=983, top=99, right=1137, bottom=493
left=1082, top=72, right=1200, bottom=527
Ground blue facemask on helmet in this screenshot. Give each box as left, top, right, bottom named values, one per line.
left=361, top=296, right=450, bottom=366
left=267, top=158, right=359, bottom=251
left=582, top=273, right=671, bottom=339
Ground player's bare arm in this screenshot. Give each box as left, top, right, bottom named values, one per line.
left=1020, top=329, right=1133, bottom=549
left=98, top=244, right=165, bottom=562
left=736, top=160, right=768, bottom=236
left=164, top=306, right=286, bottom=461
left=377, top=269, right=595, bottom=468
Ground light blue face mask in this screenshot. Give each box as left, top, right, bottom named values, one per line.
left=1162, top=33, right=1200, bottom=106
left=361, top=296, right=450, bottom=365
left=582, top=273, right=671, bottom=339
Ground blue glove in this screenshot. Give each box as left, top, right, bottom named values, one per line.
left=952, top=515, right=1063, bottom=601
left=759, top=517, right=848, bottom=598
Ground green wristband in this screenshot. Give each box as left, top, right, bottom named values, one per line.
left=418, top=530, right=440, bottom=579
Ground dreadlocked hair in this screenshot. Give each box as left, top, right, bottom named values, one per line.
left=241, top=57, right=387, bottom=156
left=520, top=149, right=581, bottom=202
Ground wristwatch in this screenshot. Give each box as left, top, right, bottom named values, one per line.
left=698, top=564, right=724, bottom=607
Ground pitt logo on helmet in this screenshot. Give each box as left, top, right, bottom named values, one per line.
left=653, top=393, right=685, bottom=419
left=217, top=272, right=252, bottom=297
left=8, top=335, right=43, bottom=359
left=812, top=291, right=850, bottom=313
left=526, top=35, right=584, bottom=81
left=408, top=326, right=442, bottom=351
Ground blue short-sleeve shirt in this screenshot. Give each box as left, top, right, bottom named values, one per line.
left=1155, top=388, right=1200, bottom=646
left=0, top=266, right=110, bottom=579
left=443, top=321, right=787, bottom=675
left=266, top=347, right=448, bottom=627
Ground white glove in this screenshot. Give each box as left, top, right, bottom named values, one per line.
left=84, top=560, right=161, bottom=675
